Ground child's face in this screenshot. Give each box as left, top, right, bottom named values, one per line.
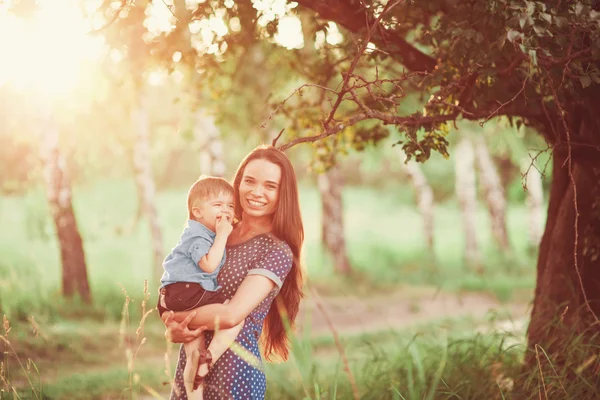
left=192, top=191, right=235, bottom=232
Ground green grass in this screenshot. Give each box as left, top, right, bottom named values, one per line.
left=3, top=309, right=526, bottom=400
left=4, top=301, right=597, bottom=400
left=7, top=310, right=597, bottom=400
left=0, top=179, right=539, bottom=320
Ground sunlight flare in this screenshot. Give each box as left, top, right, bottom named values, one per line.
left=0, top=0, right=104, bottom=98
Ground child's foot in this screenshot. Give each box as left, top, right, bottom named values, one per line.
left=192, top=349, right=213, bottom=391
left=184, top=349, right=201, bottom=395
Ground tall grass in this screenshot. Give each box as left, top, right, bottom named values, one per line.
left=3, top=291, right=598, bottom=400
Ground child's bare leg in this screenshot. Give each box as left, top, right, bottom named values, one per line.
left=182, top=336, right=202, bottom=396
left=197, top=320, right=244, bottom=379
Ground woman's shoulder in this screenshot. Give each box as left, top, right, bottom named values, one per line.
left=259, top=233, right=293, bottom=258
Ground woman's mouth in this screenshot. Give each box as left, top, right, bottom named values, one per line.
left=247, top=199, right=267, bottom=208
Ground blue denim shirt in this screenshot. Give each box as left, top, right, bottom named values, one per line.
left=160, top=220, right=225, bottom=291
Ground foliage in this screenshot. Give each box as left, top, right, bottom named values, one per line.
left=82, top=0, right=598, bottom=164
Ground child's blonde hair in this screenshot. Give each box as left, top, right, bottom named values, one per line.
left=187, top=176, right=234, bottom=219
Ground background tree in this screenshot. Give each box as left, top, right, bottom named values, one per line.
left=474, top=136, right=510, bottom=251
left=40, top=107, right=91, bottom=303
left=455, top=137, right=479, bottom=268
left=400, top=152, right=435, bottom=253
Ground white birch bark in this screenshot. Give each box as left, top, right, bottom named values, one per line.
left=400, top=154, right=435, bottom=251
left=474, top=138, right=510, bottom=250
left=318, top=164, right=352, bottom=274
left=193, top=111, right=225, bottom=177
left=41, top=109, right=91, bottom=302
left=132, top=94, right=164, bottom=281
left=455, top=138, right=479, bottom=267
left=522, top=156, right=545, bottom=247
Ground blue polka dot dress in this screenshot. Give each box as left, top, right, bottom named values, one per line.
left=169, top=233, right=293, bottom=400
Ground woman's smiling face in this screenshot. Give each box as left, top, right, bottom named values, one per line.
left=238, top=159, right=282, bottom=218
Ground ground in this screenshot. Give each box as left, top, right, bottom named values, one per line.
left=4, top=286, right=530, bottom=399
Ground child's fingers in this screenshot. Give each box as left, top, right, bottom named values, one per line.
left=180, top=311, right=197, bottom=329
left=192, top=326, right=207, bottom=336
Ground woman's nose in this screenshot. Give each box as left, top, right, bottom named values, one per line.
left=251, top=186, right=264, bottom=196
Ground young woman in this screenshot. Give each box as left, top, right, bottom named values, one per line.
left=162, top=145, right=304, bottom=400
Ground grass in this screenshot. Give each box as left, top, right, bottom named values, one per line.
left=3, top=288, right=597, bottom=400
left=2, top=306, right=524, bottom=399
left=5, top=307, right=598, bottom=400
left=0, top=179, right=538, bottom=321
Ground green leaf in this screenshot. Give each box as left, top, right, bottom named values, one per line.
left=533, top=24, right=546, bottom=36
left=526, top=1, right=535, bottom=16
left=540, top=13, right=552, bottom=23
left=507, top=30, right=522, bottom=43
left=579, top=75, right=592, bottom=88
left=554, top=16, right=569, bottom=28
left=519, top=15, right=527, bottom=28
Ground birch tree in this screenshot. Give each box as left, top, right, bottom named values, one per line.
left=131, top=94, right=164, bottom=280
left=455, top=138, right=479, bottom=268
left=41, top=109, right=91, bottom=302
left=400, top=153, right=435, bottom=251
left=317, top=163, right=352, bottom=274
left=474, top=137, right=510, bottom=251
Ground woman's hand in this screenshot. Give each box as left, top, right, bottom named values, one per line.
left=162, top=311, right=207, bottom=343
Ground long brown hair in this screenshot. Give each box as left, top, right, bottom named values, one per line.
left=232, top=145, right=304, bottom=361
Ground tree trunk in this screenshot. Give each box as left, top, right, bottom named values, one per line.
left=194, top=110, right=226, bottom=177
left=400, top=154, right=435, bottom=251
left=42, top=113, right=91, bottom=302
left=522, top=156, right=545, bottom=249
left=318, top=164, right=352, bottom=274
left=132, top=95, right=164, bottom=282
left=525, top=146, right=600, bottom=391
left=474, top=138, right=510, bottom=251
left=455, top=138, right=479, bottom=268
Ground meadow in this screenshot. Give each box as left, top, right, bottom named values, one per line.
left=0, top=179, right=537, bottom=320
left=0, top=179, right=542, bottom=399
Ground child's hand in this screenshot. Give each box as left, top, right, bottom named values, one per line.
left=215, top=213, right=233, bottom=236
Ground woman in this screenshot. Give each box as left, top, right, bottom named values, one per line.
left=162, top=145, right=304, bottom=399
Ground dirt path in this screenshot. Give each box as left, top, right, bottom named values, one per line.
left=298, top=286, right=530, bottom=337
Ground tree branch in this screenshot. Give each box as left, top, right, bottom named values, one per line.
left=294, top=0, right=437, bottom=73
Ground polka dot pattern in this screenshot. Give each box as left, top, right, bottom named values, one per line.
left=170, top=234, right=293, bottom=400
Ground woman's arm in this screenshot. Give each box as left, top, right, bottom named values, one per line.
left=169, top=275, right=277, bottom=330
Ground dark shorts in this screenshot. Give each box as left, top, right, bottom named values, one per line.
left=156, top=282, right=227, bottom=318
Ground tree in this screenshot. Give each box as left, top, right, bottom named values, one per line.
left=40, top=108, right=91, bottom=303
left=474, top=136, right=510, bottom=251
left=522, top=154, right=546, bottom=249
left=131, top=93, right=165, bottom=281
left=271, top=1, right=600, bottom=378
left=455, top=137, right=479, bottom=268
left=102, top=0, right=600, bottom=383
left=317, top=162, right=352, bottom=274
left=100, top=0, right=166, bottom=281
left=400, top=153, right=435, bottom=252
